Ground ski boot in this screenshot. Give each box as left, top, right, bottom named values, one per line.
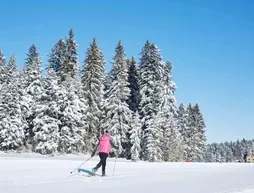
left=92, top=167, right=98, bottom=175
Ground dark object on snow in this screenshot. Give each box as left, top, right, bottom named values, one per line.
left=243, top=152, right=248, bottom=163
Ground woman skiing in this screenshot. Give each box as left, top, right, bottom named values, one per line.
left=91, top=130, right=118, bottom=176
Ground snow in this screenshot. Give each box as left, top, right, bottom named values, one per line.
left=1, top=152, right=254, bottom=193
left=227, top=190, right=254, bottom=193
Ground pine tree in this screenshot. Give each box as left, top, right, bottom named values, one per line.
left=4, top=55, right=17, bottom=85
left=48, top=39, right=67, bottom=79
left=64, top=29, right=79, bottom=79
left=185, top=104, right=206, bottom=161
left=0, top=50, right=6, bottom=85
left=193, top=104, right=207, bottom=161
left=23, top=44, right=44, bottom=147
left=177, top=103, right=189, bottom=160
left=138, top=41, right=165, bottom=161
left=0, top=55, right=28, bottom=151
left=24, top=45, right=42, bottom=76
left=185, top=104, right=196, bottom=161
left=224, top=141, right=234, bottom=162
left=81, top=38, right=106, bottom=151
left=23, top=44, right=43, bottom=94
left=129, top=111, right=142, bottom=161
left=163, top=61, right=177, bottom=115
left=57, top=83, right=87, bottom=154
left=103, top=41, right=132, bottom=156
left=159, top=60, right=183, bottom=162
left=159, top=101, right=184, bottom=162
left=32, top=68, right=62, bottom=154
left=145, top=114, right=164, bottom=162
left=127, top=56, right=139, bottom=112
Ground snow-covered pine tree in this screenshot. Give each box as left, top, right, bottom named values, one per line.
left=250, top=140, right=254, bottom=155
left=138, top=41, right=165, bottom=161
left=31, top=67, right=62, bottom=154
left=150, top=59, right=183, bottom=162
left=163, top=61, right=177, bottom=115
left=56, top=75, right=87, bottom=154
left=129, top=111, right=142, bottom=161
left=193, top=104, right=206, bottom=161
left=224, top=141, right=234, bottom=162
left=214, top=143, right=222, bottom=162
left=0, top=55, right=28, bottom=151
left=22, top=44, right=44, bottom=147
left=124, top=56, right=140, bottom=159
left=205, top=144, right=214, bottom=162
left=145, top=113, right=164, bottom=162
left=64, top=29, right=79, bottom=80
left=160, top=60, right=183, bottom=162
left=5, top=55, right=16, bottom=80
left=48, top=39, right=67, bottom=79
left=103, top=41, right=132, bottom=157
left=81, top=38, right=106, bottom=151
left=185, top=103, right=206, bottom=161
left=127, top=56, right=139, bottom=113
left=0, top=50, right=6, bottom=86
left=52, top=36, right=87, bottom=154
left=159, top=101, right=184, bottom=162
left=232, top=140, right=243, bottom=161
left=246, top=139, right=254, bottom=155
left=185, top=104, right=196, bottom=161
left=177, top=103, right=189, bottom=160
left=24, top=44, right=42, bottom=80
left=23, top=44, right=43, bottom=94
left=218, top=143, right=226, bottom=162
left=104, top=47, right=119, bottom=95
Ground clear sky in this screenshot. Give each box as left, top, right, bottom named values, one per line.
left=0, top=0, right=253, bottom=143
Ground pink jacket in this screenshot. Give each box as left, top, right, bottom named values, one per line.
left=99, top=135, right=112, bottom=154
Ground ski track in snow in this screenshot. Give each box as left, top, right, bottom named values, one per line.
left=1, top=152, right=254, bottom=193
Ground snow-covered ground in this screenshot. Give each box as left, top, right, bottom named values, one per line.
left=1, top=152, right=254, bottom=193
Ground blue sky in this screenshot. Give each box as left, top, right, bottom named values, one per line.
left=0, top=0, right=253, bottom=143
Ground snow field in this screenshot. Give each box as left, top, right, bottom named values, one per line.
left=1, top=153, right=254, bottom=193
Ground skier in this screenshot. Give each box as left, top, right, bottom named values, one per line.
left=91, top=130, right=118, bottom=176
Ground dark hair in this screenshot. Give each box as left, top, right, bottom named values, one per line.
left=105, top=130, right=108, bottom=133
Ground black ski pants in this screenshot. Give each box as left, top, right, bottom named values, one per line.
left=95, top=152, right=108, bottom=172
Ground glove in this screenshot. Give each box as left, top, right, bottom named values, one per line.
left=91, top=152, right=95, bottom=157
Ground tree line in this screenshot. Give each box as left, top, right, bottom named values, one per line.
left=205, top=138, right=254, bottom=162
left=0, top=29, right=206, bottom=162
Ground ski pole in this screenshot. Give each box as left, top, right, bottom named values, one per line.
left=112, top=155, right=117, bottom=176
left=70, top=156, right=92, bottom=174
